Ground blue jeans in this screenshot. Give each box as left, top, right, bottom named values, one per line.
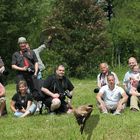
left=14, top=103, right=37, bottom=117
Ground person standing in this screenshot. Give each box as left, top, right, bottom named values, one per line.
left=26, top=35, right=52, bottom=79
left=11, top=37, right=39, bottom=92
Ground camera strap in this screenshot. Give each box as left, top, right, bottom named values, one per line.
left=53, top=75, right=66, bottom=94
left=20, top=51, right=35, bottom=70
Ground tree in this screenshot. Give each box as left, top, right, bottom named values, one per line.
left=43, top=0, right=111, bottom=78
left=0, top=0, right=48, bottom=76
left=109, top=0, right=140, bottom=65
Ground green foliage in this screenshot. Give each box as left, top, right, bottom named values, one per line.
left=109, top=0, right=140, bottom=65
left=0, top=0, right=139, bottom=79
left=42, top=0, right=111, bottom=78
left=0, top=0, right=52, bottom=78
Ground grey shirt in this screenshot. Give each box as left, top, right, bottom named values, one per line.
left=33, top=44, right=46, bottom=71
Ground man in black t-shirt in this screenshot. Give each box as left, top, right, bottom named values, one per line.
left=11, top=37, right=39, bottom=92
left=41, top=65, right=74, bottom=114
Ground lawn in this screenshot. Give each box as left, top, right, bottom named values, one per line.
left=1, top=78, right=140, bottom=140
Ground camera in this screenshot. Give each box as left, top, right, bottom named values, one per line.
left=3, top=70, right=9, bottom=76
left=59, top=90, right=72, bottom=99
left=64, top=90, right=72, bottom=99
left=15, top=102, right=23, bottom=110
left=93, top=88, right=100, bottom=93
left=27, top=67, right=34, bottom=74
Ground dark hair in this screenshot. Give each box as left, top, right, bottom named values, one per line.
left=54, top=64, right=65, bottom=73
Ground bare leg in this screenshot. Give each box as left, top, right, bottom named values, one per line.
left=50, top=98, right=61, bottom=111
left=0, top=100, right=6, bottom=116
left=20, top=111, right=31, bottom=118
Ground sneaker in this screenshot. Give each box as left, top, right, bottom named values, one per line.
left=48, top=111, right=55, bottom=115
left=36, top=107, right=40, bottom=112
left=113, top=111, right=121, bottom=115
left=130, top=108, right=138, bottom=112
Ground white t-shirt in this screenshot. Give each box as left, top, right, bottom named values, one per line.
left=99, top=85, right=124, bottom=106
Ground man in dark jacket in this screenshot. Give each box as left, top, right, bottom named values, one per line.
left=11, top=37, right=39, bottom=92
left=41, top=65, right=74, bottom=114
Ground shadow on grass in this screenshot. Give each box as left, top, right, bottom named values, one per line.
left=84, top=114, right=100, bottom=140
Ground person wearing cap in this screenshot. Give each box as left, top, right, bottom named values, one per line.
left=11, top=37, right=39, bottom=93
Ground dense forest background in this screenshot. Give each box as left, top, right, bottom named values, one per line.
left=0, top=0, right=140, bottom=79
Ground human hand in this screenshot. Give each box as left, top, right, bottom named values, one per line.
left=44, top=35, right=53, bottom=47
left=52, top=93, right=60, bottom=98
left=100, top=102, right=106, bottom=110
left=23, top=66, right=28, bottom=71
left=130, top=88, right=138, bottom=96
left=32, top=74, right=37, bottom=79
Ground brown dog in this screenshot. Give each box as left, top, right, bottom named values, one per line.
left=73, top=104, right=93, bottom=134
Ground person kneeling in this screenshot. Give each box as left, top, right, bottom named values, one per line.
left=96, top=74, right=128, bottom=115
left=10, top=80, right=37, bottom=118
left=41, top=65, right=74, bottom=114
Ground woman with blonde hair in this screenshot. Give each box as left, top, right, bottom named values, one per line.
left=10, top=80, right=37, bottom=117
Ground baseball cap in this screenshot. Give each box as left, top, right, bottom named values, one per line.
left=18, top=37, right=27, bottom=44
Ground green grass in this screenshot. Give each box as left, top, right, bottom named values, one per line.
left=1, top=79, right=140, bottom=140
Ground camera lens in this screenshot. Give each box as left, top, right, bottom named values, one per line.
left=94, top=88, right=99, bottom=93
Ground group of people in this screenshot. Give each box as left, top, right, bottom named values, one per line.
left=0, top=36, right=74, bottom=118
left=95, top=57, right=140, bottom=115
left=0, top=36, right=140, bottom=118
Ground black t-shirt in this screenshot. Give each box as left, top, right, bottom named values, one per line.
left=12, top=93, right=33, bottom=109
left=43, top=74, right=74, bottom=94
left=11, top=50, right=38, bottom=71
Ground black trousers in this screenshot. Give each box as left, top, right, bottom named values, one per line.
left=16, top=73, right=34, bottom=92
